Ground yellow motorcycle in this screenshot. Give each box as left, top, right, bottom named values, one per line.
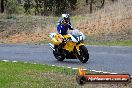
left=49, top=29, right=89, bottom=63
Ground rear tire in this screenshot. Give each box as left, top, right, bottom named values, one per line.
left=78, top=45, right=89, bottom=63
left=53, top=50, right=65, bottom=61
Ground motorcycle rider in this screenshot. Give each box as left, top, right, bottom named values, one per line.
left=57, top=14, right=74, bottom=35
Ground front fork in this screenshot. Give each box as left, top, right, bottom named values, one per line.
left=76, top=43, right=84, bottom=51
left=74, top=43, right=84, bottom=58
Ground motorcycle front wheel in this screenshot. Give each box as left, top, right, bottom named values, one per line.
left=78, top=45, right=89, bottom=63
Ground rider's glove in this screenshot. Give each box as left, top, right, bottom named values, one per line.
left=69, top=24, right=74, bottom=30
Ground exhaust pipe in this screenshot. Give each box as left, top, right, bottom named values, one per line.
left=49, top=43, right=55, bottom=51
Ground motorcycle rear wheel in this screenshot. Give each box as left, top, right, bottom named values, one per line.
left=53, top=50, right=65, bottom=61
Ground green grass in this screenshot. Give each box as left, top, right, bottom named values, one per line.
left=0, top=61, right=78, bottom=88
left=86, top=41, right=132, bottom=46
left=0, top=61, right=131, bottom=88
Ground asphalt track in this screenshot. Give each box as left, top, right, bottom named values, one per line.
left=0, top=44, right=132, bottom=75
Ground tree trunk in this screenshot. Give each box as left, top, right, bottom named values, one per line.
left=35, top=0, right=39, bottom=15
left=86, top=0, right=89, bottom=5
left=101, top=0, right=105, bottom=7
left=1, top=0, right=4, bottom=13
left=43, top=0, right=47, bottom=16
left=90, top=0, right=93, bottom=13
left=112, top=0, right=118, bottom=2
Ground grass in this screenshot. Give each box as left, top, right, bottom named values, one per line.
left=0, top=61, right=78, bottom=88
left=86, top=41, right=132, bottom=46
left=0, top=13, right=132, bottom=46
left=0, top=61, right=131, bottom=88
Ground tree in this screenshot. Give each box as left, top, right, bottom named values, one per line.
left=68, top=0, right=77, bottom=10
left=1, top=0, right=4, bottom=13
left=0, top=0, right=77, bottom=15
left=24, top=0, right=33, bottom=14
left=95, top=0, right=105, bottom=8
left=111, top=0, right=118, bottom=2
left=17, top=0, right=21, bottom=4
left=89, top=0, right=105, bottom=13
left=90, top=0, right=93, bottom=13
left=34, top=0, right=40, bottom=15
left=5, top=0, right=17, bottom=14
left=86, top=0, right=89, bottom=5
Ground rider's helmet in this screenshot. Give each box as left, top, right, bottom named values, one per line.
left=62, top=14, right=70, bottom=24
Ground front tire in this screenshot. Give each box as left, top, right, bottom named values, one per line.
left=78, top=45, right=89, bottom=63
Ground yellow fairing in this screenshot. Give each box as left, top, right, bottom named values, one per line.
left=64, top=41, right=76, bottom=52
left=51, top=39, right=60, bottom=45
left=51, top=34, right=63, bottom=45
left=76, top=43, right=84, bottom=51
left=63, top=34, right=70, bottom=39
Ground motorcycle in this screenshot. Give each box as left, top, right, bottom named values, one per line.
left=49, top=29, right=89, bottom=63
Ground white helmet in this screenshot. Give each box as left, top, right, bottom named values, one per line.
left=62, top=14, right=70, bottom=23
left=62, top=14, right=70, bottom=18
